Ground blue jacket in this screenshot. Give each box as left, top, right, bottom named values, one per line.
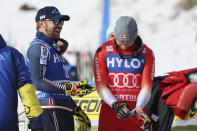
left=26, top=31, right=76, bottom=112
left=0, top=35, right=32, bottom=131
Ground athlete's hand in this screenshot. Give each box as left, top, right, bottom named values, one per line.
left=112, top=101, right=132, bottom=119
left=18, top=84, right=43, bottom=118
left=137, top=113, right=152, bottom=131
left=135, top=107, right=144, bottom=117
left=73, top=106, right=91, bottom=131
left=64, top=80, right=96, bottom=97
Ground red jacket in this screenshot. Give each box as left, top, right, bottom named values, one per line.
left=93, top=39, right=155, bottom=108
left=159, top=68, right=197, bottom=118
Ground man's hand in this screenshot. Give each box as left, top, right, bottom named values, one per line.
left=135, top=107, right=144, bottom=117
left=73, top=106, right=91, bottom=131
left=64, top=80, right=96, bottom=97
left=112, top=101, right=132, bottom=119
left=18, top=84, right=43, bottom=118
left=72, top=80, right=96, bottom=97
left=137, top=113, right=152, bottom=131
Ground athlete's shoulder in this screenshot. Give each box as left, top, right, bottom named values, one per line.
left=96, top=39, right=116, bottom=54
left=141, top=44, right=153, bottom=54
left=28, top=39, right=51, bottom=53
left=143, top=44, right=152, bottom=51
left=27, top=40, right=49, bottom=60
left=30, top=39, right=50, bottom=49
left=6, top=46, right=22, bottom=56
left=141, top=44, right=155, bottom=61
left=28, top=42, right=41, bottom=52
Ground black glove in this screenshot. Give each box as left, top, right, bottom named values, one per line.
left=57, top=38, right=68, bottom=55
left=73, top=106, right=91, bottom=131
left=112, top=101, right=132, bottom=119
left=137, top=113, right=152, bottom=131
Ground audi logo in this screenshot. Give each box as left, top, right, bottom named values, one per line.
left=108, top=73, right=141, bottom=88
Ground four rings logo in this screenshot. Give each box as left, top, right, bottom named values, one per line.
left=108, top=73, right=141, bottom=88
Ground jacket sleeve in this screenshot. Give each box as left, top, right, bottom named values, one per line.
left=93, top=47, right=117, bottom=107
left=136, top=47, right=155, bottom=108
left=14, top=48, right=32, bottom=89
left=26, top=43, right=66, bottom=93
left=13, top=49, right=43, bottom=118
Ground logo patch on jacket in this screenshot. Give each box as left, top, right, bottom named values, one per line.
left=106, top=45, right=113, bottom=51
left=106, top=54, right=145, bottom=73
left=40, top=46, right=48, bottom=65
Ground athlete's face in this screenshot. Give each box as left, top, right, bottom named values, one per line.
left=116, top=40, right=134, bottom=50
left=40, top=20, right=63, bottom=40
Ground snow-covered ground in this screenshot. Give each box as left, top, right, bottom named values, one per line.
left=1, top=0, right=197, bottom=76
left=1, top=0, right=197, bottom=127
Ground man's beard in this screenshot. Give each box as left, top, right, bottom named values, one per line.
left=45, top=27, right=59, bottom=41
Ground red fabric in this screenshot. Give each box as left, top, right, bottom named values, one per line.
left=98, top=102, right=141, bottom=131
left=159, top=68, right=197, bottom=118
left=94, top=39, right=155, bottom=129
left=176, top=82, right=197, bottom=118
left=93, top=40, right=155, bottom=102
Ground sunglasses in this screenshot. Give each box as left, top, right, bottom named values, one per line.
left=45, top=19, right=64, bottom=25
left=53, top=19, right=64, bottom=25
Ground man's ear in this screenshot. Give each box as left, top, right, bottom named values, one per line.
left=37, top=21, right=46, bottom=32
left=39, top=21, right=45, bottom=28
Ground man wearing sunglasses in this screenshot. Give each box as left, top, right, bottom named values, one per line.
left=93, top=16, right=155, bottom=131
left=26, top=6, right=94, bottom=131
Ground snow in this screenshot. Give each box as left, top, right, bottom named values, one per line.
left=1, top=0, right=197, bottom=126
left=1, top=0, right=197, bottom=75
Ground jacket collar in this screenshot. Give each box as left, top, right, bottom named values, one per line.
left=36, top=31, right=56, bottom=45
left=35, top=31, right=61, bottom=53
left=0, top=35, right=6, bottom=49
